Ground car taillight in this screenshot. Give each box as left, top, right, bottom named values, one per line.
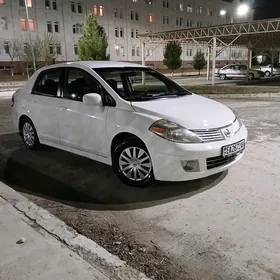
left=11, top=94, right=14, bottom=107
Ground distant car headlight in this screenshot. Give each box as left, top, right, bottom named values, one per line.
left=149, top=119, right=202, bottom=143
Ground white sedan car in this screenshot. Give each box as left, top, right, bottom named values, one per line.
left=12, top=61, right=247, bottom=187
left=216, top=64, right=264, bottom=80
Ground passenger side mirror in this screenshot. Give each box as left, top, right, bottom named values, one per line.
left=83, top=93, right=102, bottom=107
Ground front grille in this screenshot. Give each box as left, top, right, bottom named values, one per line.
left=206, top=154, right=237, bottom=170
left=191, top=129, right=225, bottom=142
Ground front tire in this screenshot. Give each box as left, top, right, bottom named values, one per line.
left=112, top=139, right=155, bottom=187
left=220, top=74, right=227, bottom=80
left=265, top=71, right=271, bottom=77
left=20, top=118, right=40, bottom=150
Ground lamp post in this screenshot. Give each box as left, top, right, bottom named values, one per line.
left=24, top=0, right=36, bottom=72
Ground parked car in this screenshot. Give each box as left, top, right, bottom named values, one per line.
left=215, top=64, right=264, bottom=80
left=260, top=64, right=280, bottom=77
left=12, top=61, right=247, bottom=187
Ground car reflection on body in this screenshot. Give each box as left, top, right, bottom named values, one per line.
left=12, top=61, right=247, bottom=187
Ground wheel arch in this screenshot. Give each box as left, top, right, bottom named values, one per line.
left=110, top=132, right=147, bottom=157
left=18, top=114, right=32, bottom=136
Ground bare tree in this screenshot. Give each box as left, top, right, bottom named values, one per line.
left=4, top=39, right=22, bottom=76
left=22, top=33, right=59, bottom=76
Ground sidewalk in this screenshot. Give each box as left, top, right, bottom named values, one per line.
left=0, top=194, right=110, bottom=280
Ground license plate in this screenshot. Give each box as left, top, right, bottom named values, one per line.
left=222, top=139, right=245, bottom=157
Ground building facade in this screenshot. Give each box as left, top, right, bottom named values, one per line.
left=0, top=0, right=250, bottom=69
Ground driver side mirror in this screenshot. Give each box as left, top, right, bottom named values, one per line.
left=83, top=93, right=102, bottom=107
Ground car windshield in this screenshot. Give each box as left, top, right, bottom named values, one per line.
left=93, top=67, right=191, bottom=101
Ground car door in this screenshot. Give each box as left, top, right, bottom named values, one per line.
left=238, top=65, right=248, bottom=78
left=26, top=68, right=62, bottom=144
left=226, top=65, right=237, bottom=78
left=57, top=67, right=108, bottom=157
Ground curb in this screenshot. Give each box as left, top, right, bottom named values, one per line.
left=0, top=181, right=151, bottom=280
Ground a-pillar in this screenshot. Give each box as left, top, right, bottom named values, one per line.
left=211, top=37, right=217, bottom=86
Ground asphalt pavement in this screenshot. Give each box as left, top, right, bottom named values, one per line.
left=1, top=95, right=280, bottom=279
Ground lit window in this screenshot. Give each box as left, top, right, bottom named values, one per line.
left=93, top=5, right=98, bottom=15
left=20, top=19, right=26, bottom=31
left=145, top=0, right=152, bottom=5
left=45, top=0, right=50, bottom=9
left=74, top=44, right=78, bottom=55
left=177, top=2, right=183, bottom=11
left=120, top=46, right=124, bottom=56
left=71, top=1, right=75, bottom=12
left=145, top=13, right=152, bottom=23
left=77, top=3, right=82, bottom=13
left=115, top=45, right=120, bottom=56
left=29, top=19, right=35, bottom=31
left=132, top=0, right=138, bottom=2
left=0, top=0, right=5, bottom=4
left=187, top=5, right=192, bottom=13
left=197, top=6, right=203, bottom=14
left=136, top=46, right=140, bottom=56
left=99, top=5, right=104, bottom=16
left=26, top=0, right=32, bottom=7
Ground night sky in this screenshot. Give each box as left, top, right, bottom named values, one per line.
left=253, top=0, right=280, bottom=20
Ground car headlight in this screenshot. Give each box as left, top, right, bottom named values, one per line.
left=149, top=119, right=202, bottom=143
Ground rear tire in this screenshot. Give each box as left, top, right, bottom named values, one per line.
left=112, top=139, right=155, bottom=187
left=20, top=117, right=40, bottom=150
left=220, top=74, right=227, bottom=80
left=248, top=73, right=254, bottom=80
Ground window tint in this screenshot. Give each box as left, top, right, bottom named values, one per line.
left=33, top=69, right=61, bottom=97
left=65, top=68, right=103, bottom=101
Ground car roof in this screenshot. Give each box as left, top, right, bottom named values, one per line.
left=40, top=61, right=147, bottom=70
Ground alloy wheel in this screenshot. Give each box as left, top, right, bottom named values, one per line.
left=119, top=147, right=152, bottom=182
left=23, top=122, right=35, bottom=147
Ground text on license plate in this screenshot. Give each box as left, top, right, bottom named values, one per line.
left=222, top=139, right=245, bottom=157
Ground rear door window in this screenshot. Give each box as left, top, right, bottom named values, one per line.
left=33, top=68, right=62, bottom=97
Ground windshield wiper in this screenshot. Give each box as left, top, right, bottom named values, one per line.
left=126, top=91, right=190, bottom=101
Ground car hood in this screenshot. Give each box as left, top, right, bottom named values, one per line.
left=131, top=94, right=236, bottom=129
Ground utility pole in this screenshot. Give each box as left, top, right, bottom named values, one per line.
left=24, top=0, right=36, bottom=72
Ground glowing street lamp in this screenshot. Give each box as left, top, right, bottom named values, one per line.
left=237, top=4, right=250, bottom=16
left=220, top=10, right=226, bottom=16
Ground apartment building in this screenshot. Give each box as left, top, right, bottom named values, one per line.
left=0, top=0, right=250, bottom=69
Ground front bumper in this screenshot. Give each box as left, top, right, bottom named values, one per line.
left=147, top=124, right=248, bottom=182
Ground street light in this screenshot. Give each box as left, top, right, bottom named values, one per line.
left=220, top=10, right=226, bottom=16
left=237, top=4, right=250, bottom=16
